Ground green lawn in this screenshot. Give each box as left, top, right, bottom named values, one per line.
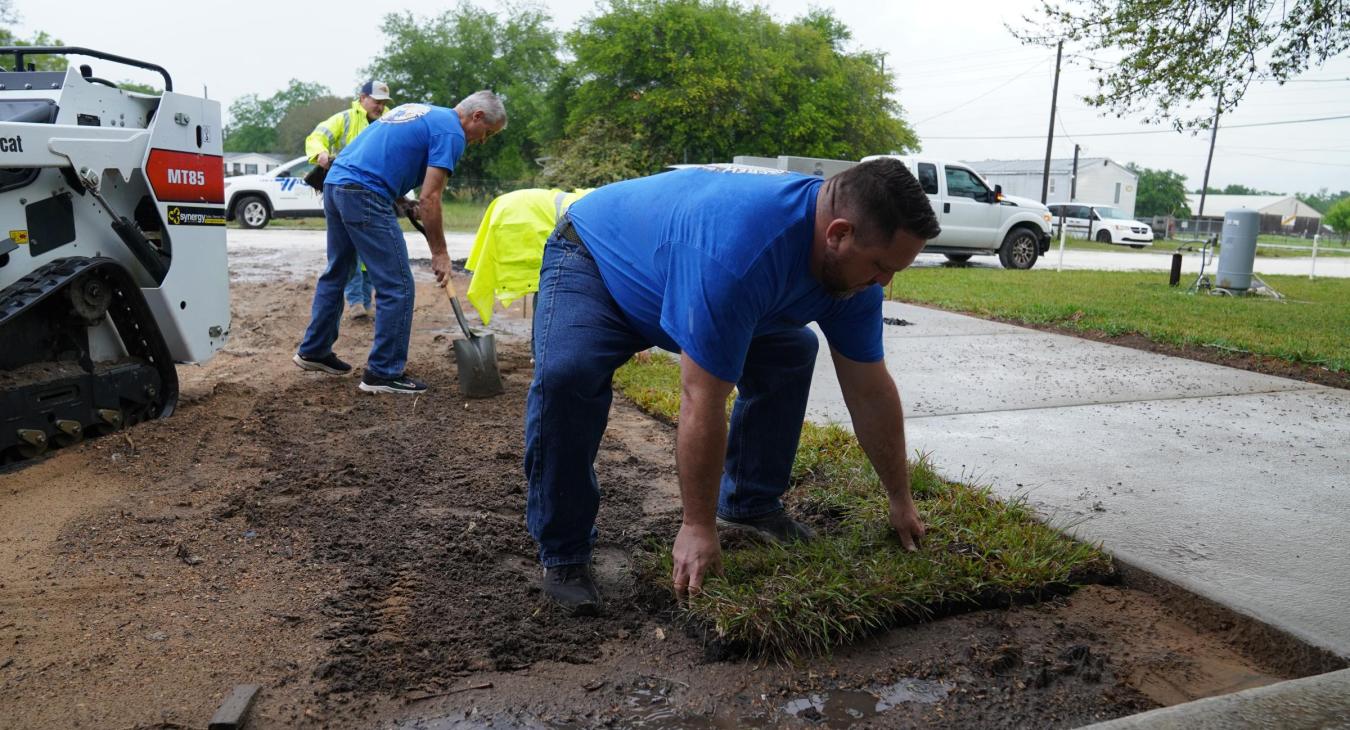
left=613, top=353, right=1111, bottom=659
left=890, top=269, right=1350, bottom=372
left=1048, top=235, right=1343, bottom=258
left=228, top=200, right=490, bottom=234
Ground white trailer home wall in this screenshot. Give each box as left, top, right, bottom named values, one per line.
left=968, top=157, right=1140, bottom=218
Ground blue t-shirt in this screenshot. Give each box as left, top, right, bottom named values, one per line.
left=326, top=103, right=466, bottom=201
left=568, top=166, right=885, bottom=383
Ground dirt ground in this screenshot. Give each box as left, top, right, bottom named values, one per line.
left=0, top=270, right=1301, bottom=729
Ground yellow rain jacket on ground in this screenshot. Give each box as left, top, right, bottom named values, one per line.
left=304, top=101, right=383, bottom=164
left=466, top=188, right=592, bottom=324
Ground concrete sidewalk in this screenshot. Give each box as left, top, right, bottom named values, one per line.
left=1082, top=668, right=1350, bottom=729
left=805, top=301, right=1350, bottom=660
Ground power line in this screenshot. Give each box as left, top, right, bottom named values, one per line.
left=1216, top=149, right=1350, bottom=168
left=912, top=58, right=1047, bottom=125
left=921, top=113, right=1350, bottom=140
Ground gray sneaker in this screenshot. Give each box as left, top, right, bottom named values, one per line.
left=716, top=509, right=816, bottom=545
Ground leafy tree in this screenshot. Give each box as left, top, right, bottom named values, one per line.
left=561, top=0, right=915, bottom=174
left=1016, top=1, right=1350, bottom=129
left=1325, top=198, right=1350, bottom=244
left=1198, top=184, right=1279, bottom=195
left=365, top=3, right=562, bottom=191
left=274, top=96, right=348, bottom=156
left=540, top=119, right=662, bottom=189
left=116, top=80, right=160, bottom=95
left=0, top=1, right=66, bottom=71
left=1127, top=164, right=1190, bottom=218
left=1298, top=188, right=1350, bottom=215
left=224, top=80, right=332, bottom=153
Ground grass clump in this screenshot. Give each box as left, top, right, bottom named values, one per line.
left=891, top=269, right=1350, bottom=372
left=615, top=353, right=1111, bottom=660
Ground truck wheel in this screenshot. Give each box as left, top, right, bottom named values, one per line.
left=943, top=253, right=973, bottom=263
left=998, top=228, right=1039, bottom=270
left=1095, top=230, right=1112, bottom=243
left=234, top=195, right=271, bottom=229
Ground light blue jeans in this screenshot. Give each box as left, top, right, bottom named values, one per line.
left=345, top=258, right=373, bottom=308
left=298, top=183, right=414, bottom=379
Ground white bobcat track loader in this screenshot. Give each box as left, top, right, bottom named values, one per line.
left=0, top=47, right=229, bottom=465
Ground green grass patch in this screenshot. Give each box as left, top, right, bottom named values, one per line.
left=615, top=353, right=1111, bottom=660
left=891, top=269, right=1350, bottom=372
left=229, top=200, right=490, bottom=234
left=1048, top=236, right=1337, bottom=258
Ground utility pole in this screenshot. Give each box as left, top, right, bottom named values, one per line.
left=1198, top=88, right=1223, bottom=225
left=1040, top=40, right=1063, bottom=204
left=1070, top=144, right=1080, bottom=201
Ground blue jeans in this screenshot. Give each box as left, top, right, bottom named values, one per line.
left=298, top=184, right=415, bottom=379
left=524, top=228, right=819, bottom=568
left=345, top=258, right=373, bottom=308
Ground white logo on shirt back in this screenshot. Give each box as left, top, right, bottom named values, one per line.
left=381, top=103, right=431, bottom=124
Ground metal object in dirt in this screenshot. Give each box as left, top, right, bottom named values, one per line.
left=405, top=212, right=504, bottom=398
left=444, top=275, right=504, bottom=398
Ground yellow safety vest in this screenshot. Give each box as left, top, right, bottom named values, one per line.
left=466, top=188, right=592, bottom=324
left=304, top=101, right=383, bottom=164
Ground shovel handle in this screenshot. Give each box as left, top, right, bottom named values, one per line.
left=444, top=281, right=476, bottom=339
left=406, top=208, right=476, bottom=340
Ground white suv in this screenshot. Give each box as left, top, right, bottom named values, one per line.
left=224, top=156, right=323, bottom=229
left=1046, top=203, right=1154, bottom=248
left=863, top=155, right=1053, bottom=269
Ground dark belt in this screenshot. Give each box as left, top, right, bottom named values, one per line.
left=558, top=218, right=585, bottom=247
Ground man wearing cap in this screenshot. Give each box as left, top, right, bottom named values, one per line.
left=305, top=80, right=393, bottom=319
left=294, top=91, right=508, bottom=395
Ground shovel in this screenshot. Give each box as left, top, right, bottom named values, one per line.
left=406, top=212, right=504, bottom=398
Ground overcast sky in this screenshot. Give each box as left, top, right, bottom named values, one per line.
left=16, top=0, right=1350, bottom=194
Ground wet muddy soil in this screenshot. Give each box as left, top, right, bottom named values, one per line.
left=0, top=274, right=1303, bottom=728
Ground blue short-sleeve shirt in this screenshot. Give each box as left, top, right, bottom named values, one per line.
left=567, top=167, right=885, bottom=383
left=326, top=103, right=466, bottom=201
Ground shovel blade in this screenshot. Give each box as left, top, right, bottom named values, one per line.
left=452, top=332, right=505, bottom=398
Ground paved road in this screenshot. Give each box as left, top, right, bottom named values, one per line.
left=805, top=301, right=1350, bottom=659
left=913, top=247, right=1350, bottom=278
left=226, top=228, right=475, bottom=283
left=226, top=228, right=1350, bottom=280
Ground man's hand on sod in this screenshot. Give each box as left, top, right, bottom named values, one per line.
left=887, top=493, right=925, bottom=551
left=673, top=353, right=735, bottom=598
left=672, top=521, right=723, bottom=597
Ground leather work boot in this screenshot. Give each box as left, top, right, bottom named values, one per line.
left=542, top=563, right=602, bottom=617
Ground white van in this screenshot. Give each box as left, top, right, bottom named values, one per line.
left=1046, top=203, right=1154, bottom=247
left=862, top=155, right=1054, bottom=269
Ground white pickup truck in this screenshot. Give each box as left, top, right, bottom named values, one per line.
left=223, top=156, right=323, bottom=229
left=862, top=155, right=1053, bottom=269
